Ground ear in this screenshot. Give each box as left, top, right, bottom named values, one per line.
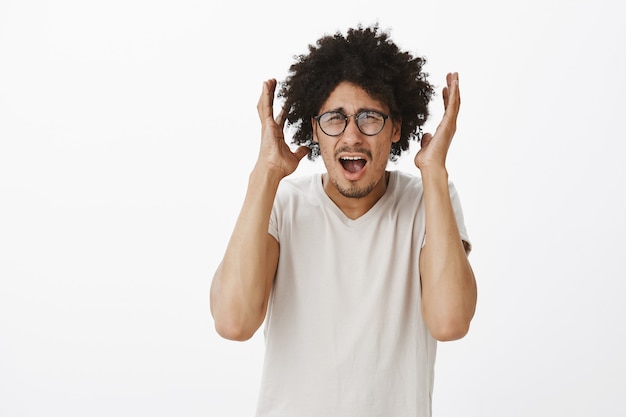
left=391, top=117, right=402, bottom=143
left=311, top=117, right=319, bottom=143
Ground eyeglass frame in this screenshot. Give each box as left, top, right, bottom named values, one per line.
left=313, top=110, right=391, bottom=137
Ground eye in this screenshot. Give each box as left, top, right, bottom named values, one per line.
left=358, top=111, right=384, bottom=123
left=321, top=112, right=346, bottom=124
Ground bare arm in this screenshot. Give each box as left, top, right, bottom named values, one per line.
left=210, top=79, right=309, bottom=341
left=415, top=73, right=477, bottom=341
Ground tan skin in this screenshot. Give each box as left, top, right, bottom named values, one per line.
left=415, top=72, right=477, bottom=340
left=314, top=81, right=402, bottom=219
left=210, top=74, right=476, bottom=341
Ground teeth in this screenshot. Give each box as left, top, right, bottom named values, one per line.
left=341, top=156, right=363, bottom=160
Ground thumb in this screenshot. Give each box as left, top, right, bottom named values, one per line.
left=293, top=146, right=311, bottom=162
left=420, top=132, right=433, bottom=148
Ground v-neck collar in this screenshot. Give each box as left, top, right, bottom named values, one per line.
left=314, top=171, right=398, bottom=227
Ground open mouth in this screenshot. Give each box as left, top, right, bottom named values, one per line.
left=340, top=156, right=367, bottom=174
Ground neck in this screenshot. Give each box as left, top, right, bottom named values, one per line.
left=322, top=171, right=390, bottom=220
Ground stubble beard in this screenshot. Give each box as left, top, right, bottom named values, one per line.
left=331, top=177, right=377, bottom=199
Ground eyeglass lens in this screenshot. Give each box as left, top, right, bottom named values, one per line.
left=318, top=111, right=387, bottom=136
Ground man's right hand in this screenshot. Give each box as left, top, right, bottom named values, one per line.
left=255, top=79, right=310, bottom=178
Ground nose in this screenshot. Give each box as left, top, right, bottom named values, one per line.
left=340, top=116, right=363, bottom=145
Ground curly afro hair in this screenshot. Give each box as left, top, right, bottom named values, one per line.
left=278, top=23, right=435, bottom=161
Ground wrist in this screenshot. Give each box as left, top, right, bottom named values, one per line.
left=419, top=165, right=449, bottom=183
left=250, top=163, right=284, bottom=189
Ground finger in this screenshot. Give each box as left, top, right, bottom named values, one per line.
left=455, top=73, right=461, bottom=108
left=442, top=72, right=460, bottom=123
left=446, top=71, right=453, bottom=86
left=447, top=72, right=460, bottom=112
left=257, top=79, right=277, bottom=123
left=276, top=106, right=287, bottom=128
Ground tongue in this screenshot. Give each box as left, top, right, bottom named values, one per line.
left=343, top=159, right=366, bottom=173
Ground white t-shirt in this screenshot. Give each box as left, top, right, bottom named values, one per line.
left=256, top=170, right=470, bottom=417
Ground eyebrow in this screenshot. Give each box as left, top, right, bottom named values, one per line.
left=324, top=106, right=385, bottom=114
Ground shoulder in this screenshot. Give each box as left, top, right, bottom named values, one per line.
left=276, top=173, right=320, bottom=197
left=392, top=170, right=422, bottom=188
left=270, top=174, right=324, bottom=233
left=273, top=173, right=322, bottom=212
left=390, top=170, right=423, bottom=198
left=391, top=170, right=459, bottom=195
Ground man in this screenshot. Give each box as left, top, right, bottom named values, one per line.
left=210, top=24, right=477, bottom=417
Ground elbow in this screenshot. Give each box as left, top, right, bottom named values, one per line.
left=210, top=278, right=262, bottom=341
left=429, top=321, right=471, bottom=341
left=423, top=301, right=475, bottom=341
left=423, top=299, right=476, bottom=341
left=214, top=319, right=257, bottom=341
left=215, top=322, right=255, bottom=342
left=212, top=308, right=261, bottom=341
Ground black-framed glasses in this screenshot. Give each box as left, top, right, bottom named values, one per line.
left=313, top=110, right=390, bottom=137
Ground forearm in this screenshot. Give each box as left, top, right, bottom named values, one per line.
left=210, top=165, right=282, bottom=340
left=420, top=167, right=477, bottom=341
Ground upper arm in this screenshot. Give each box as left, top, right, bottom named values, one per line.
left=262, top=232, right=280, bottom=311
left=209, top=232, right=280, bottom=341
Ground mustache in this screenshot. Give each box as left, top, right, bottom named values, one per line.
left=334, top=147, right=372, bottom=160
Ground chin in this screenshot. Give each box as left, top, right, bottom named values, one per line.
left=334, top=178, right=377, bottom=199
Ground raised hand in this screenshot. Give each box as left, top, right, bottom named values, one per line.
left=256, top=79, right=310, bottom=178
left=414, top=72, right=461, bottom=172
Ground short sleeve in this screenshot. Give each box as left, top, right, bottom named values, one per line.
left=420, top=181, right=471, bottom=254
left=269, top=201, right=279, bottom=242
left=449, top=181, right=471, bottom=254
